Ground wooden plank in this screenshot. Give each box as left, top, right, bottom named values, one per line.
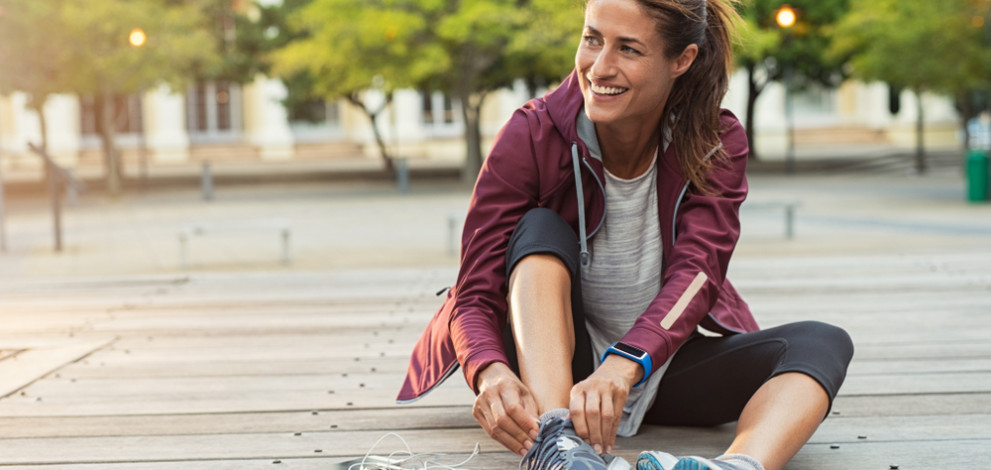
left=0, top=338, right=115, bottom=399
left=0, top=406, right=475, bottom=439
left=0, top=380, right=476, bottom=417
left=830, top=392, right=991, bottom=417
left=1, top=419, right=987, bottom=467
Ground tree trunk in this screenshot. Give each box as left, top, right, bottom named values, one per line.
left=33, top=102, right=52, bottom=186
left=347, top=94, right=394, bottom=175
left=957, top=94, right=973, bottom=152
left=745, top=64, right=763, bottom=160
left=460, top=90, right=488, bottom=184
left=97, top=92, right=123, bottom=196
left=914, top=88, right=927, bottom=174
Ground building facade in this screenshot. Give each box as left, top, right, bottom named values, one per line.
left=0, top=71, right=963, bottom=181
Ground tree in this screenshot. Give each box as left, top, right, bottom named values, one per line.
left=433, top=0, right=578, bottom=181
left=271, top=0, right=578, bottom=181
left=271, top=0, right=436, bottom=174
left=0, top=0, right=73, bottom=167
left=832, top=0, right=991, bottom=173
left=0, top=0, right=219, bottom=196
left=734, top=0, right=850, bottom=159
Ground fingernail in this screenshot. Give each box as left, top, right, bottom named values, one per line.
left=529, top=429, right=538, bottom=439
left=524, top=440, right=534, bottom=450
left=594, top=444, right=603, bottom=454
left=606, top=445, right=613, bottom=454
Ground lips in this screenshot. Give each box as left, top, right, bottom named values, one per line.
left=590, top=82, right=628, bottom=96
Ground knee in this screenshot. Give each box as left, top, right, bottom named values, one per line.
left=788, top=320, right=855, bottom=367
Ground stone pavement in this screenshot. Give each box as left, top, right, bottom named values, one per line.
left=0, top=163, right=988, bottom=279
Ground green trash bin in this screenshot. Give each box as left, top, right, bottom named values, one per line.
left=967, top=149, right=989, bottom=202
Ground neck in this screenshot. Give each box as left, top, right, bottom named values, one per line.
left=596, top=122, right=661, bottom=179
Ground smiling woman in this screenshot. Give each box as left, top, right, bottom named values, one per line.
left=398, top=1, right=854, bottom=470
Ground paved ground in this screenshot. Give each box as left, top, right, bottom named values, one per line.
left=0, top=162, right=988, bottom=279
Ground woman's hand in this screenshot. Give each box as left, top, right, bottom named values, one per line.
left=568, top=355, right=641, bottom=454
left=472, top=362, right=540, bottom=457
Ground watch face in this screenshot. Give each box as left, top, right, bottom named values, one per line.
left=614, top=342, right=646, bottom=359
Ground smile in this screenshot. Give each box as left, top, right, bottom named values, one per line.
left=590, top=82, right=628, bottom=96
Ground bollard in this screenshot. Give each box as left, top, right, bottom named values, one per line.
left=966, top=149, right=989, bottom=202
left=201, top=161, right=214, bottom=201
left=395, top=157, right=410, bottom=194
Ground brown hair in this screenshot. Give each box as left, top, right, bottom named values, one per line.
left=633, top=0, right=741, bottom=192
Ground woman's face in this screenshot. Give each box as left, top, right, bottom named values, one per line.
left=576, top=0, right=696, bottom=128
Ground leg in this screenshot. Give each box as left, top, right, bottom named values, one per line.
left=643, top=321, right=854, bottom=470
left=726, top=372, right=828, bottom=470
left=503, top=208, right=593, bottom=413
left=507, top=254, right=574, bottom=414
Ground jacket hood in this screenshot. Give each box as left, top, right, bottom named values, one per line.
left=542, top=70, right=586, bottom=144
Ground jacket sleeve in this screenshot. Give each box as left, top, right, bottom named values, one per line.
left=449, top=109, right=543, bottom=393
left=619, top=114, right=749, bottom=374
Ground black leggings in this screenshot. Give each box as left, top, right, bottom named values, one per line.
left=503, top=208, right=854, bottom=426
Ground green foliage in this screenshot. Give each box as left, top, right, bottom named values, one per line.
left=736, top=0, right=850, bottom=89
left=271, top=0, right=434, bottom=98
left=0, top=0, right=219, bottom=97
left=270, top=0, right=579, bottom=178
left=0, top=0, right=71, bottom=106
left=831, top=0, right=991, bottom=95
left=60, top=0, right=218, bottom=95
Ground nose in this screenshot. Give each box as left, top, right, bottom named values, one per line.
left=589, top=48, right=617, bottom=79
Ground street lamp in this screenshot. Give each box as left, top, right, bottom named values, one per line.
left=129, top=28, right=147, bottom=48
left=776, top=5, right=797, bottom=174
left=776, top=5, right=796, bottom=29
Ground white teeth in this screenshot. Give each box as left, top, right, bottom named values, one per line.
left=591, top=83, right=627, bottom=95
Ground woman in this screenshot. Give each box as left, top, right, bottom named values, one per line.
left=398, top=0, right=854, bottom=469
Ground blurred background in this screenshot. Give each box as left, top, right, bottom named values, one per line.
left=0, top=0, right=989, bottom=276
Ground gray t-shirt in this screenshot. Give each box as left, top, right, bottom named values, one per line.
left=577, top=112, right=675, bottom=437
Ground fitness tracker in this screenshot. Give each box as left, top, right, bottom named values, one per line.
left=601, top=341, right=652, bottom=387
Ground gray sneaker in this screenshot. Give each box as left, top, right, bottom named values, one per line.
left=519, top=416, right=609, bottom=470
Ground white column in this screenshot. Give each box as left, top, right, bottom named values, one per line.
left=243, top=75, right=294, bottom=161
left=144, top=85, right=190, bottom=163
left=393, top=89, right=422, bottom=157
left=44, top=94, right=81, bottom=165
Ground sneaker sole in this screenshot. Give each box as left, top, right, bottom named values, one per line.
left=672, top=458, right=713, bottom=470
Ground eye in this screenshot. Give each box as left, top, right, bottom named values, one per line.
left=583, top=35, right=602, bottom=47
left=621, top=44, right=642, bottom=55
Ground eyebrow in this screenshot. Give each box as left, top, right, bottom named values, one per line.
left=585, top=25, right=647, bottom=48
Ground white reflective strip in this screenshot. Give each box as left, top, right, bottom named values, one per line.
left=660, top=271, right=709, bottom=330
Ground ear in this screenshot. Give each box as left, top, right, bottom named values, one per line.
left=671, top=44, right=698, bottom=79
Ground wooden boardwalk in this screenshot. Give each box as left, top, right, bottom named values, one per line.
left=1, top=248, right=990, bottom=469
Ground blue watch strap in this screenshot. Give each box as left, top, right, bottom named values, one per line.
left=600, top=342, right=652, bottom=387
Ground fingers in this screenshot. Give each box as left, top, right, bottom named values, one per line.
left=473, top=379, right=539, bottom=457
left=570, top=376, right=628, bottom=455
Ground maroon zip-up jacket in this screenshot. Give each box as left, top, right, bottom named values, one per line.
left=397, top=71, right=759, bottom=403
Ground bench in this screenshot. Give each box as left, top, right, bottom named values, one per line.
left=744, top=200, right=800, bottom=239
left=177, top=219, right=292, bottom=268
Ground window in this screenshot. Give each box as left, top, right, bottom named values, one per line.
left=79, top=94, right=143, bottom=136
left=186, top=81, right=243, bottom=141
left=420, top=91, right=462, bottom=137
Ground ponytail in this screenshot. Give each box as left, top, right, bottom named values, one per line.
left=636, top=0, right=741, bottom=193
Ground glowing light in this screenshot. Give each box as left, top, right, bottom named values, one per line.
left=776, top=5, right=797, bottom=29
left=129, top=28, right=147, bottom=47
